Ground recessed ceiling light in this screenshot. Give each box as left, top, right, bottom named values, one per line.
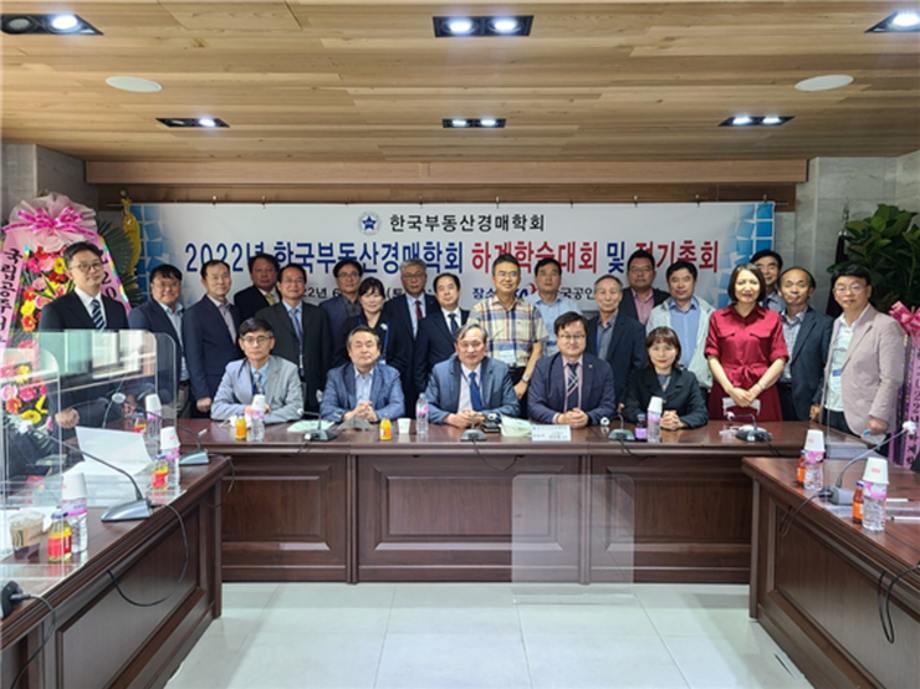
left=450, top=118, right=470, bottom=128
left=731, top=115, right=753, bottom=126
left=719, top=115, right=793, bottom=127
left=479, top=118, right=498, bottom=127
left=761, top=116, right=782, bottom=125
left=106, top=76, right=162, bottom=93
left=198, top=118, right=217, bottom=128
left=157, top=117, right=229, bottom=129
left=443, top=118, right=506, bottom=129
left=867, top=11, right=920, bottom=32
left=795, top=74, right=854, bottom=92
left=434, top=15, right=532, bottom=37
left=1, top=13, right=101, bottom=35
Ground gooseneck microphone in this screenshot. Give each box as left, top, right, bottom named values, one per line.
left=726, top=410, right=772, bottom=442
left=819, top=420, right=917, bottom=504
left=606, top=412, right=635, bottom=441
left=297, top=391, right=339, bottom=441
left=132, top=393, right=210, bottom=465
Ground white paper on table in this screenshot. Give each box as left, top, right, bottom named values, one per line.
left=73, top=427, right=152, bottom=476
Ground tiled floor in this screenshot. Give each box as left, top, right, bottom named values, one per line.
left=165, top=582, right=813, bottom=689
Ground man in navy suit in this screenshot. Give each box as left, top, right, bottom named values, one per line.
left=320, top=259, right=364, bottom=340
left=529, top=312, right=615, bottom=427
left=127, top=264, right=192, bottom=416
left=256, top=263, right=332, bottom=414
left=425, top=322, right=520, bottom=428
left=320, top=325, right=404, bottom=423
left=585, top=274, right=646, bottom=407
left=618, top=249, right=668, bottom=324
left=234, top=252, right=280, bottom=322
left=413, top=272, right=467, bottom=394
left=39, top=241, right=130, bottom=430
left=776, top=267, right=833, bottom=421
left=183, top=259, right=241, bottom=417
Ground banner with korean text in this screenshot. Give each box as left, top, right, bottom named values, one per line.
left=135, top=202, right=774, bottom=310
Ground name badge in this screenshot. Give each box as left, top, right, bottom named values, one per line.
left=531, top=424, right=572, bottom=442
left=498, top=344, right=516, bottom=366
left=831, top=369, right=841, bottom=377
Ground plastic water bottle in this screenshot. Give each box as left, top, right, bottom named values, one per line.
left=250, top=394, right=266, bottom=443
left=61, top=473, right=88, bottom=553
left=416, top=394, right=429, bottom=436
left=160, top=427, right=182, bottom=491
left=145, top=393, right=162, bottom=456
left=861, top=481, right=887, bottom=532
left=803, top=450, right=824, bottom=491
left=647, top=396, right=663, bottom=443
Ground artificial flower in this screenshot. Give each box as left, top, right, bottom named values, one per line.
left=0, top=385, right=17, bottom=401
left=21, top=409, right=41, bottom=425
left=6, top=397, right=22, bottom=414
left=22, top=287, right=36, bottom=301
left=35, top=395, right=46, bottom=412
left=52, top=257, right=66, bottom=273
left=19, top=300, right=36, bottom=317
left=0, top=365, right=14, bottom=378
left=19, top=384, right=36, bottom=402
left=14, top=365, right=30, bottom=384
left=21, top=314, right=37, bottom=332
left=31, top=277, right=47, bottom=290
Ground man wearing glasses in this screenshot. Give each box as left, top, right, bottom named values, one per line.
left=256, top=263, right=332, bottom=414
left=320, top=259, right=364, bottom=339
left=529, top=312, right=615, bottom=427
left=821, top=265, right=905, bottom=444
left=619, top=249, right=668, bottom=325
left=211, top=317, right=303, bottom=423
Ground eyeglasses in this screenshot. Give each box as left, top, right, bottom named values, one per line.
left=458, top=340, right=484, bottom=349
left=496, top=271, right=519, bottom=280
left=834, top=283, right=865, bottom=294
left=72, top=262, right=104, bottom=273
left=241, top=336, right=272, bottom=346
left=557, top=333, right=586, bottom=341
left=337, top=272, right=360, bottom=279
left=281, top=278, right=306, bottom=285
left=402, top=272, right=425, bottom=280
left=152, top=279, right=180, bottom=289
left=629, top=266, right=653, bottom=274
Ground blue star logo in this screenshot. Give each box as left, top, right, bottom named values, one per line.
left=358, top=212, right=380, bottom=236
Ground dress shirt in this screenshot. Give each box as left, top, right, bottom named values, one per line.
left=630, top=289, right=655, bottom=325
left=779, top=308, right=806, bottom=383
left=469, top=296, right=547, bottom=369
left=441, top=308, right=462, bottom=336
left=595, top=313, right=618, bottom=362
left=668, top=298, right=701, bottom=369
left=158, top=301, right=189, bottom=381
left=355, top=367, right=374, bottom=403
left=458, top=363, right=482, bottom=412
left=207, top=295, right=238, bottom=341
left=73, top=288, right=106, bottom=328
left=525, top=292, right=582, bottom=357
left=826, top=305, right=870, bottom=412
left=763, top=291, right=785, bottom=313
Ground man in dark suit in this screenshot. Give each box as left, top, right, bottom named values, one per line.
left=127, top=264, right=192, bottom=416
left=234, top=252, right=280, bottom=322
left=256, top=263, right=333, bottom=414
left=39, top=241, right=131, bottom=431
left=585, top=274, right=646, bottom=406
left=529, top=312, right=616, bottom=427
left=183, top=259, right=241, bottom=417
left=414, top=272, right=468, bottom=394
left=618, top=249, right=668, bottom=324
left=776, top=267, right=833, bottom=421
left=320, top=259, right=364, bottom=339
left=426, top=322, right=520, bottom=427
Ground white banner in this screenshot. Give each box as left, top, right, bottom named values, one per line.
left=135, top=202, right=774, bottom=310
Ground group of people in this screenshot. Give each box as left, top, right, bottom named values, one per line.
left=39, top=241, right=906, bottom=443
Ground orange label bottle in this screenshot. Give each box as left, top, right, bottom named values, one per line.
left=796, top=452, right=805, bottom=486
left=152, top=457, right=168, bottom=490
left=48, top=511, right=72, bottom=563
left=852, top=481, right=864, bottom=524
left=379, top=417, right=392, bottom=441
left=234, top=415, right=248, bottom=441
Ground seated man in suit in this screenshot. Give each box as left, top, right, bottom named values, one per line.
left=529, top=312, right=615, bottom=427
left=426, top=322, right=520, bottom=428
left=256, top=263, right=332, bottom=414
left=776, top=267, right=833, bottom=422
left=585, top=274, right=646, bottom=407
left=211, top=318, right=303, bottom=423
left=234, top=252, right=280, bottom=322
left=320, top=325, right=405, bottom=423
left=414, top=272, right=468, bottom=394
left=320, top=259, right=364, bottom=339
left=128, top=264, right=192, bottom=417
left=183, top=259, right=241, bottom=417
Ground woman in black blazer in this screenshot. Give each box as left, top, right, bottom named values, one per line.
left=623, top=326, right=708, bottom=430
left=334, top=277, right=410, bottom=379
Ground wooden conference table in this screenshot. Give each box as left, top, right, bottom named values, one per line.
left=0, top=457, right=228, bottom=689
left=744, top=457, right=920, bottom=689
left=183, top=419, right=856, bottom=585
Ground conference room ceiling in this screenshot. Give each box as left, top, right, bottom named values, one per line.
left=1, top=1, right=918, bottom=166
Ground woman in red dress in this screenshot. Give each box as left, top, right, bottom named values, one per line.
left=705, top=263, right=788, bottom=422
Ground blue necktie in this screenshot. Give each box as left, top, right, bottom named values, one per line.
left=565, top=363, right=579, bottom=411
left=91, top=299, right=105, bottom=331
left=291, top=307, right=303, bottom=345
left=449, top=313, right=458, bottom=336
left=469, top=371, right=484, bottom=412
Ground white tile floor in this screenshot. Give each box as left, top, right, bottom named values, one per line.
left=165, top=582, right=813, bottom=689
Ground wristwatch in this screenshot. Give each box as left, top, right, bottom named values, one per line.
left=522, top=373, right=531, bottom=383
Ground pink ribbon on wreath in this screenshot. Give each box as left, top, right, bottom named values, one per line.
left=889, top=301, right=920, bottom=349
left=4, top=193, right=97, bottom=253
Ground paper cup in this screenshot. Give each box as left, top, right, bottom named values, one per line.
left=62, top=471, right=87, bottom=500
left=145, top=392, right=162, bottom=414
left=160, top=426, right=181, bottom=451
left=862, top=456, right=889, bottom=485
left=804, top=429, right=825, bottom=453
left=397, top=418, right=412, bottom=434
left=648, top=396, right=663, bottom=414
left=252, top=394, right=266, bottom=412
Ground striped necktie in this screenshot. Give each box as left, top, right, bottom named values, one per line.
left=91, top=299, right=105, bottom=331
left=468, top=371, right=484, bottom=412
left=566, top=363, right=579, bottom=411
left=265, top=292, right=275, bottom=306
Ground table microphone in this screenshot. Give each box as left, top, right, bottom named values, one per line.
left=819, top=420, right=917, bottom=504
left=726, top=410, right=771, bottom=442
left=129, top=393, right=210, bottom=465
left=462, top=413, right=497, bottom=441
left=297, top=391, right=339, bottom=441
left=604, top=412, right=635, bottom=441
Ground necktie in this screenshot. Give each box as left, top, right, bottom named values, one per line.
left=468, top=371, right=484, bottom=412
left=449, top=313, right=458, bottom=336
left=566, top=363, right=579, bottom=412
left=218, top=303, right=236, bottom=341
left=253, top=370, right=264, bottom=395
left=291, top=307, right=303, bottom=344
left=415, top=299, right=423, bottom=334
left=91, top=299, right=105, bottom=331
left=265, top=292, right=275, bottom=306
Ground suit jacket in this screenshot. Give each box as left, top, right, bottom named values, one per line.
left=822, top=306, right=906, bottom=434
left=622, top=366, right=708, bottom=429
left=784, top=307, right=833, bottom=421
left=384, top=293, right=441, bottom=338
left=383, top=293, right=440, bottom=410
left=320, top=361, right=405, bottom=423
left=183, top=297, right=241, bottom=402
left=646, top=297, right=716, bottom=390
left=425, top=355, right=520, bottom=424
left=528, top=352, right=615, bottom=425
left=413, top=309, right=469, bottom=393
left=39, top=291, right=129, bottom=332
left=256, top=301, right=332, bottom=413
left=211, top=355, right=303, bottom=423
left=320, top=294, right=360, bottom=344
left=234, top=284, right=275, bottom=323
left=128, top=299, right=185, bottom=389
left=619, top=287, right=669, bottom=322
left=585, top=314, right=647, bottom=404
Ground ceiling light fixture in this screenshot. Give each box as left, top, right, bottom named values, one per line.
left=720, top=115, right=793, bottom=127
left=443, top=118, right=506, bottom=129
left=156, top=117, right=229, bottom=129
left=795, top=74, right=854, bottom=92
left=1, top=13, right=101, bottom=35
left=106, top=76, right=163, bottom=93
left=866, top=11, right=920, bottom=32
left=433, top=15, right=532, bottom=37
